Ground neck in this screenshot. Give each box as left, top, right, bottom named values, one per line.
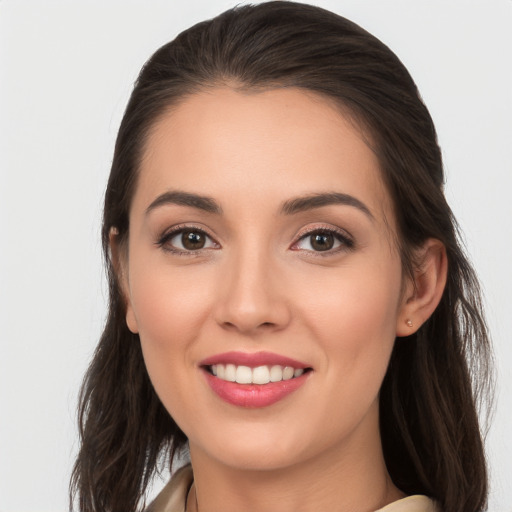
left=188, top=406, right=404, bottom=512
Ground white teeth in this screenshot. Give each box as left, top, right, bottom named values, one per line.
left=235, top=365, right=252, bottom=384
left=269, top=365, right=283, bottom=382
left=282, top=366, right=294, bottom=380
left=225, top=364, right=236, bottom=382
left=210, top=364, right=307, bottom=384
left=252, top=365, right=270, bottom=385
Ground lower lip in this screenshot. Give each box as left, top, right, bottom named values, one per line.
left=202, top=369, right=310, bottom=408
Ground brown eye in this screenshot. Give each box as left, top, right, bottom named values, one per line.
left=310, top=233, right=335, bottom=251
left=158, top=227, right=218, bottom=253
left=182, top=230, right=206, bottom=250
left=292, top=228, right=353, bottom=254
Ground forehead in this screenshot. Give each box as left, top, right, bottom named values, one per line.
left=135, top=87, right=393, bottom=226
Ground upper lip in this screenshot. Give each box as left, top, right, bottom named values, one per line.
left=199, top=351, right=311, bottom=369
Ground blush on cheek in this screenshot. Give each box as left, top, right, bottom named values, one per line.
left=300, top=269, right=399, bottom=378
left=131, top=266, right=215, bottom=345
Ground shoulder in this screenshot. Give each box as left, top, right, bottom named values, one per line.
left=375, top=495, right=439, bottom=512
left=145, top=464, right=193, bottom=512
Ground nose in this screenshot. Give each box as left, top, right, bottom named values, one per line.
left=214, top=248, right=291, bottom=336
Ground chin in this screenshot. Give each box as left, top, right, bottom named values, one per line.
left=212, top=447, right=304, bottom=472
left=189, top=420, right=324, bottom=473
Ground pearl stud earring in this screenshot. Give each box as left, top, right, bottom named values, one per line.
left=406, top=319, right=413, bottom=327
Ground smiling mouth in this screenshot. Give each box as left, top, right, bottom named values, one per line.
left=205, top=364, right=312, bottom=385
left=200, top=352, right=313, bottom=407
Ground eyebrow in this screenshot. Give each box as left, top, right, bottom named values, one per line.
left=145, top=190, right=373, bottom=220
left=280, top=192, right=374, bottom=220
left=145, top=190, right=223, bottom=215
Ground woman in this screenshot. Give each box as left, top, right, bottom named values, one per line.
left=70, top=2, right=493, bottom=511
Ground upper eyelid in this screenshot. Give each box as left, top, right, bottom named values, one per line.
left=294, top=224, right=353, bottom=241
left=160, top=224, right=217, bottom=240
left=157, top=224, right=220, bottom=250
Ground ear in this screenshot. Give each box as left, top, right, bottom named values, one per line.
left=109, top=227, right=139, bottom=334
left=396, top=238, right=448, bottom=337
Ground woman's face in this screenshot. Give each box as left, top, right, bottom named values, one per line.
left=122, top=87, right=409, bottom=471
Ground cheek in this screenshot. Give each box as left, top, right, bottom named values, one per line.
left=293, top=254, right=402, bottom=375
left=127, top=263, right=222, bottom=434
left=126, top=258, right=217, bottom=399
left=129, top=258, right=213, bottom=344
left=288, top=258, right=402, bottom=440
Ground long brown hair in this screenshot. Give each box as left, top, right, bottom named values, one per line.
left=70, top=3, right=493, bottom=511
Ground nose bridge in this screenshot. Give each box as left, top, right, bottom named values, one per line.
left=215, top=237, right=289, bottom=334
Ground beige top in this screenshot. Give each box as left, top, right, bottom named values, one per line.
left=147, top=465, right=439, bottom=512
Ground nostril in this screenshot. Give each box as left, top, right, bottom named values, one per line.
left=221, top=320, right=276, bottom=332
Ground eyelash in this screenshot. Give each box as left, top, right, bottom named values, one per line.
left=156, top=224, right=218, bottom=257
left=292, top=226, right=355, bottom=256
left=156, top=224, right=354, bottom=257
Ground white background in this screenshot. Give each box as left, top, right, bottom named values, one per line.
left=1, top=1, right=511, bottom=510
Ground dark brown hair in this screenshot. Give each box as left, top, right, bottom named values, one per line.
left=70, top=2, right=493, bottom=511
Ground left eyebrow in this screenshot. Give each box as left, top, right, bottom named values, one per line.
left=280, top=192, right=374, bottom=220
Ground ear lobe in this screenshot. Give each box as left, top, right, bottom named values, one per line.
left=109, top=227, right=139, bottom=334
left=396, top=239, right=448, bottom=337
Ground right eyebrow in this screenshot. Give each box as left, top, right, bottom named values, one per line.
left=145, top=190, right=223, bottom=215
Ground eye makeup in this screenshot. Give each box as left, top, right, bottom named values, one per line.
left=155, top=221, right=355, bottom=258
left=155, top=224, right=220, bottom=256
left=291, top=224, right=355, bottom=256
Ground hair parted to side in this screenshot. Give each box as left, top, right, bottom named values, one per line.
left=70, top=3, right=494, bottom=512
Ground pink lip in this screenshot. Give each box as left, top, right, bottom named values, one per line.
left=202, top=370, right=310, bottom=408
left=199, top=351, right=310, bottom=369
left=199, top=351, right=312, bottom=408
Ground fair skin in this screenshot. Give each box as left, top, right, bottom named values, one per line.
left=115, top=87, right=447, bottom=512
